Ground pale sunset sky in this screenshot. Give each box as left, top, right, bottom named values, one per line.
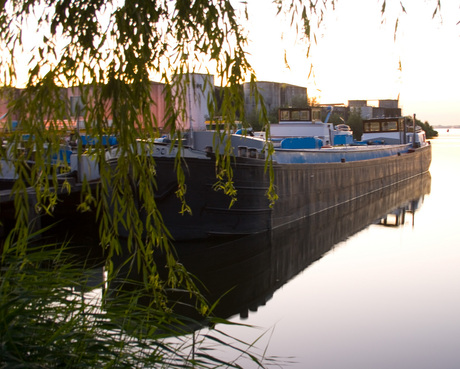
left=11, top=0, right=459, bottom=126
left=243, top=0, right=460, bottom=126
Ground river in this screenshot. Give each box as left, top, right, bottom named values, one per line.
left=175, top=128, right=460, bottom=368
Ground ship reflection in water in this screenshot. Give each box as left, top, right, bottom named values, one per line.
left=172, top=172, right=431, bottom=320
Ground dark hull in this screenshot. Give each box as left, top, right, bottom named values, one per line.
left=154, top=144, right=432, bottom=240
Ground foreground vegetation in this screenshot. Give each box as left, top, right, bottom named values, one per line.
left=1, top=234, right=278, bottom=368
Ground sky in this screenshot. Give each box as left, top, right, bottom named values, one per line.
left=7, top=0, right=459, bottom=126
left=243, top=0, right=460, bottom=126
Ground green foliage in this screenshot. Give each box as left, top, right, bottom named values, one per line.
left=0, top=0, right=253, bottom=366
left=417, top=120, right=439, bottom=139
left=0, top=239, right=275, bottom=368
left=405, top=116, right=439, bottom=139
left=346, top=111, right=364, bottom=140
left=327, top=112, right=345, bottom=125
left=245, top=108, right=278, bottom=130
left=0, top=0, right=261, bottom=275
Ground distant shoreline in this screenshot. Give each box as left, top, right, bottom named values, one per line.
left=434, top=125, right=460, bottom=129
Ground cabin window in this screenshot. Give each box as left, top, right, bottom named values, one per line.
left=300, top=110, right=310, bottom=121
left=291, top=111, right=300, bottom=120
left=280, top=108, right=312, bottom=121
left=280, top=110, right=290, bottom=121
left=382, top=121, right=398, bottom=131
left=371, top=122, right=380, bottom=131
left=364, top=121, right=381, bottom=132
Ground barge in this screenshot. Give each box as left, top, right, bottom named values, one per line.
left=136, top=108, right=432, bottom=240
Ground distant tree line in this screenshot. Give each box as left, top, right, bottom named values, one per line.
left=414, top=118, right=438, bottom=139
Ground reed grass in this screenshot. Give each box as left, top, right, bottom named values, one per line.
left=0, top=235, right=276, bottom=368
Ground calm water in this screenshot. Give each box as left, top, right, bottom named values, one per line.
left=181, top=129, right=460, bottom=368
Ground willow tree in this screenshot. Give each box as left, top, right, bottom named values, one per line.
left=1, top=1, right=244, bottom=275
left=0, top=0, right=289, bottom=366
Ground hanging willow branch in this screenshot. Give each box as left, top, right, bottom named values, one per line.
left=0, top=0, right=280, bottom=319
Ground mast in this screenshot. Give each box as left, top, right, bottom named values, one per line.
left=188, top=80, right=194, bottom=148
